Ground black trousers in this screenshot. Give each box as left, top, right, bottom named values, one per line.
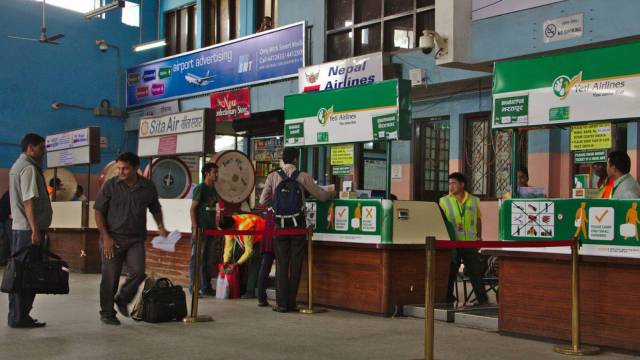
left=274, top=219, right=306, bottom=310
left=257, top=251, right=274, bottom=303
left=99, top=239, right=146, bottom=317
left=447, top=248, right=488, bottom=303
left=7, top=230, right=44, bottom=327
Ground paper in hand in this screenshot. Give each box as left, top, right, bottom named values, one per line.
left=151, top=230, right=181, bottom=252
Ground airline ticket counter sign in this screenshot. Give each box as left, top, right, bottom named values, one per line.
left=492, top=41, right=640, bottom=129
left=137, top=109, right=215, bottom=157
left=284, top=79, right=411, bottom=146
left=46, top=127, right=100, bottom=167
left=499, top=198, right=640, bottom=258
left=298, top=52, right=383, bottom=93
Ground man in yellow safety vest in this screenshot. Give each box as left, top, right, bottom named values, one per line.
left=439, top=172, right=489, bottom=306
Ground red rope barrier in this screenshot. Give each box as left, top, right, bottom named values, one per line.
left=435, top=240, right=574, bottom=249
left=203, top=228, right=309, bottom=237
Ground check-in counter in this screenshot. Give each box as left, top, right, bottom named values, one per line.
left=297, top=199, right=451, bottom=316
left=489, top=198, right=640, bottom=352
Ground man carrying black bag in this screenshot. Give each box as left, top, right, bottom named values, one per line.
left=7, top=133, right=52, bottom=328
left=94, top=152, right=167, bottom=326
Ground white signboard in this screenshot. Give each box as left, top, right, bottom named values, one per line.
left=472, top=0, right=565, bottom=21
left=298, top=53, right=383, bottom=93
left=143, top=100, right=180, bottom=117
left=543, top=13, right=583, bottom=43
left=46, top=127, right=97, bottom=167
left=138, top=109, right=211, bottom=157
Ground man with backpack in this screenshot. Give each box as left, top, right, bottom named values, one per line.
left=259, top=147, right=333, bottom=312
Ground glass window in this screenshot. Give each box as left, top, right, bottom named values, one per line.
left=327, top=31, right=353, bottom=61
left=417, top=0, right=435, bottom=8
left=327, top=0, right=353, bottom=30
left=384, top=0, right=412, bottom=16
left=122, top=1, right=140, bottom=27
left=355, top=24, right=381, bottom=55
left=415, top=10, right=435, bottom=46
left=384, top=16, right=413, bottom=51
left=355, top=0, right=381, bottom=23
left=165, top=4, right=197, bottom=56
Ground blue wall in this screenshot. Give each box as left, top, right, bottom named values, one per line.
left=0, top=0, right=158, bottom=172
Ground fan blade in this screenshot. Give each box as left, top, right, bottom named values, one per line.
left=46, top=33, right=64, bottom=42
left=7, top=35, right=39, bottom=41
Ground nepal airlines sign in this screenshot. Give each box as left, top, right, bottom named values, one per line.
left=298, top=53, right=383, bottom=93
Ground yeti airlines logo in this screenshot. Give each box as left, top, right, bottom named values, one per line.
left=552, top=72, right=582, bottom=100
left=316, top=106, right=334, bottom=126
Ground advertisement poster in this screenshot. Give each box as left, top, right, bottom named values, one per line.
left=210, top=87, right=251, bottom=122
left=127, top=22, right=304, bottom=108
left=298, top=52, right=383, bottom=93
left=493, top=41, right=640, bottom=129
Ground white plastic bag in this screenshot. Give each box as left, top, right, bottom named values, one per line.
left=620, top=223, right=636, bottom=238
left=215, top=275, right=229, bottom=300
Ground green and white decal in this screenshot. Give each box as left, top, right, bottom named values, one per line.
left=284, top=79, right=411, bottom=146
left=499, top=199, right=640, bottom=258
left=493, top=41, right=640, bottom=129
left=307, top=199, right=393, bottom=244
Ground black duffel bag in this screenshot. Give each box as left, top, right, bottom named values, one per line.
left=142, top=278, right=187, bottom=323
left=1, top=246, right=70, bottom=295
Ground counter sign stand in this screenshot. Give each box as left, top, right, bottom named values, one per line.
left=137, top=108, right=216, bottom=323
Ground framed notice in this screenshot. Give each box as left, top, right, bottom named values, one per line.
left=46, top=127, right=100, bottom=167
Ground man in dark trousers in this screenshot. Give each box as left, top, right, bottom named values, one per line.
left=94, top=152, right=167, bottom=325
left=0, top=190, right=11, bottom=266
left=7, top=133, right=51, bottom=328
left=259, top=147, right=333, bottom=312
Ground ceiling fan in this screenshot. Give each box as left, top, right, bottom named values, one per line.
left=8, top=0, right=64, bottom=45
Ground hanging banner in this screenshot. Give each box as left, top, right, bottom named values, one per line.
left=284, top=79, right=411, bottom=146
left=298, top=52, right=383, bottom=93
left=126, top=22, right=305, bottom=108
left=330, top=145, right=354, bottom=166
left=492, top=41, right=640, bottom=129
left=570, top=122, right=611, bottom=151
left=210, top=87, right=251, bottom=122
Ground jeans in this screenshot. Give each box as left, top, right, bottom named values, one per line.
left=189, top=235, right=215, bottom=293
left=8, top=230, right=44, bottom=327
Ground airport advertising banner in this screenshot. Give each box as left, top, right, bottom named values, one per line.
left=298, top=52, right=383, bottom=93
left=492, top=41, right=640, bottom=129
left=499, top=198, right=640, bottom=258
left=126, top=22, right=305, bottom=108
left=284, top=79, right=411, bottom=146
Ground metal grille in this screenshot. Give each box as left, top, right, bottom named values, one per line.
left=423, top=120, right=450, bottom=193
left=464, top=115, right=527, bottom=198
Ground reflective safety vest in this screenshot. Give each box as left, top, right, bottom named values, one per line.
left=439, top=192, right=480, bottom=241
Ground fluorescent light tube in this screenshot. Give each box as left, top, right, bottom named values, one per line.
left=84, top=1, right=125, bottom=19
left=132, top=39, right=167, bottom=52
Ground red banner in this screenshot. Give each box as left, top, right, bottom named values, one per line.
left=210, top=87, right=251, bottom=122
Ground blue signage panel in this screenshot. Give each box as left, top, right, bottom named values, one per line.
left=126, top=22, right=305, bottom=108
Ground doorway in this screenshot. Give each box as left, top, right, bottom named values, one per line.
left=414, top=116, right=450, bottom=201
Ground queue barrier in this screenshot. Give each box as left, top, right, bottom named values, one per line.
left=417, top=238, right=600, bottom=360
left=199, top=227, right=326, bottom=315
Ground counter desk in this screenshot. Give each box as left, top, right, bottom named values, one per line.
left=492, top=198, right=640, bottom=352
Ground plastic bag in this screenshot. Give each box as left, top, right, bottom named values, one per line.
left=216, top=274, right=229, bottom=300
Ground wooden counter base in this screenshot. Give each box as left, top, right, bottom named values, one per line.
left=297, top=241, right=451, bottom=316
left=48, top=229, right=101, bottom=273
left=485, top=250, right=640, bottom=352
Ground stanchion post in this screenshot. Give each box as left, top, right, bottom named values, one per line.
left=425, top=236, right=436, bottom=360
left=184, top=227, right=213, bottom=323
left=300, top=227, right=327, bottom=314
left=553, top=239, right=599, bottom=355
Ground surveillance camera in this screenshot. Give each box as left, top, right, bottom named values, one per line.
left=51, top=101, right=62, bottom=110
left=96, top=40, right=108, bottom=52
left=419, top=31, right=435, bottom=54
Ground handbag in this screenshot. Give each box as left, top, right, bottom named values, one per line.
left=1, top=246, right=69, bottom=295
left=141, top=278, right=187, bottom=323
left=217, top=262, right=241, bottom=299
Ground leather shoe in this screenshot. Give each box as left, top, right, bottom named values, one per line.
left=100, top=315, right=121, bottom=325
left=272, top=306, right=289, bottom=313
left=258, top=301, right=270, bottom=307
left=241, top=293, right=256, bottom=299
left=10, top=320, right=47, bottom=328
left=115, top=298, right=130, bottom=318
